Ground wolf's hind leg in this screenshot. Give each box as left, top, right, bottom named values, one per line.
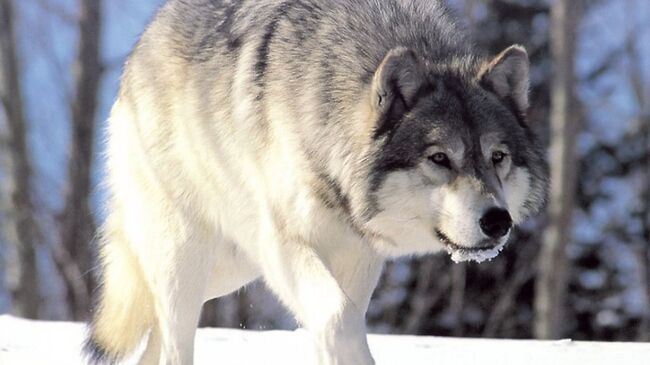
left=130, top=217, right=219, bottom=365
left=147, top=241, right=214, bottom=365
left=137, top=238, right=257, bottom=365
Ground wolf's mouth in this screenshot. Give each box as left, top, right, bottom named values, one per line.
left=434, top=229, right=507, bottom=263
left=434, top=229, right=496, bottom=252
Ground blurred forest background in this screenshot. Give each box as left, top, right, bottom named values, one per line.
left=1, top=0, right=649, bottom=342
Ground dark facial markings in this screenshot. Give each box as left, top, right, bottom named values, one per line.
left=369, top=71, right=533, bottom=196
left=369, top=81, right=441, bottom=192
left=444, top=74, right=536, bottom=175
left=440, top=75, right=496, bottom=183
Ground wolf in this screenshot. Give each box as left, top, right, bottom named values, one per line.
left=85, top=0, right=549, bottom=364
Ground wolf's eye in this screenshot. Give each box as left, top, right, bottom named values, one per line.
left=492, top=151, right=507, bottom=165
left=429, top=152, right=451, bottom=169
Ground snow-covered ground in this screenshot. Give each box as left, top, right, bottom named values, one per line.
left=1, top=315, right=649, bottom=364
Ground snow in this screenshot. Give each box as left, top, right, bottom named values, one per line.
left=448, top=243, right=504, bottom=263
left=447, top=240, right=507, bottom=263
left=2, top=315, right=650, bottom=364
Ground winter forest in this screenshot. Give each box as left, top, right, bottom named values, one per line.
left=1, top=0, right=649, bottom=346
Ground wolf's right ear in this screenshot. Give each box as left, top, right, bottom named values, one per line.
left=370, top=47, right=426, bottom=137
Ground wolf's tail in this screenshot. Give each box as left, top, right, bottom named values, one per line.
left=84, top=217, right=155, bottom=364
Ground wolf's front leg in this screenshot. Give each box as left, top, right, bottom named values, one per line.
left=259, top=232, right=383, bottom=365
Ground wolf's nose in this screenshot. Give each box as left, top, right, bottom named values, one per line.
left=479, top=208, right=512, bottom=239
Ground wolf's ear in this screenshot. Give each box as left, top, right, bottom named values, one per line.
left=479, top=45, right=530, bottom=114
left=370, top=47, right=426, bottom=136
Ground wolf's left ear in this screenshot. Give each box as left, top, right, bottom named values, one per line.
left=370, top=47, right=426, bottom=136
left=479, top=45, right=530, bottom=114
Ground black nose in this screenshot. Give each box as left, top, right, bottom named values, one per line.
left=479, top=208, right=512, bottom=239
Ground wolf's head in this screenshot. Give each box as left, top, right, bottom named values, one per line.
left=355, top=46, right=549, bottom=262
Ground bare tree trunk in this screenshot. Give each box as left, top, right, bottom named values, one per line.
left=534, top=0, right=582, bottom=340
left=623, top=20, right=650, bottom=340
left=625, top=31, right=650, bottom=341
left=638, top=111, right=650, bottom=342
left=401, top=258, right=449, bottom=334
left=0, top=0, right=40, bottom=318
left=484, top=242, right=537, bottom=337
left=635, top=236, right=650, bottom=341
left=57, top=0, right=102, bottom=320
left=449, top=263, right=466, bottom=337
